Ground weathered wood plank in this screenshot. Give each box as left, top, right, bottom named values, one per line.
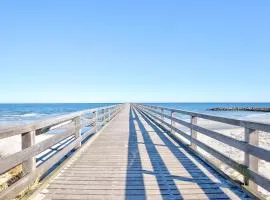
left=21, top=130, right=36, bottom=175
left=0, top=127, right=75, bottom=174
left=138, top=105, right=270, bottom=193
left=0, top=104, right=122, bottom=200
left=142, top=105, right=270, bottom=162
left=29, top=104, right=251, bottom=200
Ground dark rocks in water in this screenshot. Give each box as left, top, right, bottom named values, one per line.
left=208, top=107, right=270, bottom=112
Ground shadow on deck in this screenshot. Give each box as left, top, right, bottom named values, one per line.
left=125, top=106, right=250, bottom=200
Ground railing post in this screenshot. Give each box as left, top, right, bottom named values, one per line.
left=106, top=108, right=109, bottom=121
left=108, top=108, right=111, bottom=121
left=160, top=108, right=164, bottom=125
left=111, top=108, right=114, bottom=118
left=102, top=109, right=105, bottom=125
left=74, top=116, right=81, bottom=149
left=105, top=108, right=107, bottom=122
left=21, top=130, right=36, bottom=175
left=95, top=110, right=99, bottom=132
left=170, top=111, right=176, bottom=134
left=190, top=116, right=197, bottom=150
left=244, top=128, right=258, bottom=192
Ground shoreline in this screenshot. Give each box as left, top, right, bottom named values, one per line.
left=208, top=107, right=270, bottom=112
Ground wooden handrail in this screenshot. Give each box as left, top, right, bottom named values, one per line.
left=135, top=104, right=270, bottom=196
left=0, top=104, right=122, bottom=200
left=140, top=105, right=270, bottom=162
left=138, top=104, right=270, bottom=132
left=0, top=104, right=119, bottom=139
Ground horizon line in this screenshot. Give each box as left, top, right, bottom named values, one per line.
left=0, top=101, right=270, bottom=104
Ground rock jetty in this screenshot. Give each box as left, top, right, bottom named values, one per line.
left=208, top=107, right=270, bottom=112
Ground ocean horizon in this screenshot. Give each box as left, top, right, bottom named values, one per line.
left=1, top=102, right=270, bottom=125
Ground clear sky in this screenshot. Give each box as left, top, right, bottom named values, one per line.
left=1, top=0, right=270, bottom=103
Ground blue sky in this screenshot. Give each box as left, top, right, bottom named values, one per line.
left=1, top=0, right=270, bottom=103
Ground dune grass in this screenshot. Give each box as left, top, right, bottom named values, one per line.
left=0, top=165, right=23, bottom=193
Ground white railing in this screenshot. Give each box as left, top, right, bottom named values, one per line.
left=135, top=103, right=270, bottom=198
left=0, top=104, right=122, bottom=199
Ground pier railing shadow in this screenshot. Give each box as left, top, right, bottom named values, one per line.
left=128, top=106, right=249, bottom=199
left=127, top=106, right=183, bottom=199
left=125, top=107, right=146, bottom=199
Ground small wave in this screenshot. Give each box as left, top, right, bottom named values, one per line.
left=0, top=113, right=45, bottom=123
left=21, top=113, right=38, bottom=117
left=1, top=113, right=39, bottom=118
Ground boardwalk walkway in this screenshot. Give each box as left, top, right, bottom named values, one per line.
left=32, top=104, right=251, bottom=200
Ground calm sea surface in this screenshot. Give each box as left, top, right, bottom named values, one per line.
left=0, top=103, right=270, bottom=124
left=0, top=103, right=116, bottom=124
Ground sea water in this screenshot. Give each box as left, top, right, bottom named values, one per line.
left=0, top=103, right=270, bottom=125
left=0, top=103, right=116, bottom=125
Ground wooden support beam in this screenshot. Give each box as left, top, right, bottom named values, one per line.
left=74, top=116, right=81, bottom=149
left=160, top=108, right=164, bottom=125
left=170, top=111, right=176, bottom=134
left=21, top=130, right=36, bottom=175
left=244, top=128, right=259, bottom=192
left=191, top=116, right=198, bottom=150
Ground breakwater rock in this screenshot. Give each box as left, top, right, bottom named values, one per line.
left=208, top=107, right=270, bottom=112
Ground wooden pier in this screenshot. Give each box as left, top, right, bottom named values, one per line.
left=1, top=104, right=270, bottom=199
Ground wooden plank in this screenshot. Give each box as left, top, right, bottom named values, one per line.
left=0, top=104, right=122, bottom=200
left=81, top=129, right=95, bottom=141
left=170, top=111, right=176, bottom=133
left=0, top=127, right=75, bottom=174
left=138, top=105, right=270, bottom=193
left=244, top=128, right=259, bottom=192
left=160, top=108, right=164, bottom=126
left=190, top=116, right=197, bottom=150
left=13, top=104, right=251, bottom=200
left=142, top=105, right=270, bottom=162
left=140, top=108, right=191, bottom=142
left=0, top=136, right=80, bottom=200
left=74, top=117, right=82, bottom=149
left=82, top=118, right=96, bottom=127
left=21, top=130, right=36, bottom=175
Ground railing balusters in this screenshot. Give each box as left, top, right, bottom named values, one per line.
left=170, top=111, right=176, bottom=134
left=161, top=108, right=164, bottom=125
left=95, top=109, right=99, bottom=131
left=21, top=130, right=36, bottom=175
left=74, top=116, right=82, bottom=149
left=136, top=103, right=270, bottom=197
left=244, top=128, right=259, bottom=192
left=103, top=109, right=106, bottom=125
left=191, top=116, right=198, bottom=150
left=0, top=104, right=122, bottom=200
left=105, top=108, right=108, bottom=122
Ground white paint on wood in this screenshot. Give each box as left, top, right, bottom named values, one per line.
left=21, top=130, right=36, bottom=175
left=191, top=116, right=198, bottom=150
left=244, top=128, right=259, bottom=192
left=74, top=117, right=81, bottom=149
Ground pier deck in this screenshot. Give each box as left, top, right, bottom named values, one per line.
left=32, top=104, right=251, bottom=200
